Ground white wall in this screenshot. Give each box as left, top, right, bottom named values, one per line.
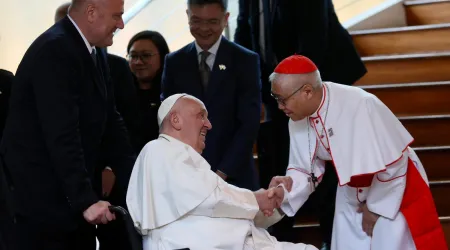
left=345, top=0, right=407, bottom=30
left=0, top=0, right=141, bottom=73
left=0, top=0, right=68, bottom=73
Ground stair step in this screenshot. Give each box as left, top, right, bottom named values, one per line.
left=254, top=146, right=450, bottom=183
left=253, top=114, right=450, bottom=153
left=430, top=181, right=450, bottom=217
left=356, top=52, right=450, bottom=85
left=293, top=181, right=450, bottom=246
left=415, top=146, right=450, bottom=180
left=360, top=82, right=450, bottom=116
left=290, top=225, right=322, bottom=246
left=291, top=217, right=450, bottom=246
left=405, top=0, right=450, bottom=25
left=443, top=217, right=450, bottom=247
left=254, top=147, right=450, bottom=180
left=253, top=116, right=450, bottom=178
left=400, top=115, right=450, bottom=147
left=293, top=181, right=450, bottom=224
left=351, top=24, right=450, bottom=56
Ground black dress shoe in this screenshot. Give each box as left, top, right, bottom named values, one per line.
left=320, top=242, right=331, bottom=250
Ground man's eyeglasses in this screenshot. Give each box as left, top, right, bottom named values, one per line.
left=127, top=53, right=158, bottom=62
left=188, top=17, right=223, bottom=28
left=271, top=85, right=305, bottom=106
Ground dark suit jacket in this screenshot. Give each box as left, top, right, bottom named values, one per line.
left=236, top=0, right=367, bottom=84
left=235, top=0, right=367, bottom=118
left=161, top=37, right=261, bottom=190
left=107, top=54, right=142, bottom=153
left=107, top=54, right=161, bottom=154
left=0, top=70, right=14, bottom=249
left=273, top=0, right=367, bottom=85
left=0, top=17, right=135, bottom=231
left=0, top=70, right=13, bottom=140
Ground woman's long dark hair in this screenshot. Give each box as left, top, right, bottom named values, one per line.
left=127, top=30, right=170, bottom=93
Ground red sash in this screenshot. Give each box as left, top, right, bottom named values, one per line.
left=346, top=159, right=447, bottom=249
left=400, top=159, right=447, bottom=250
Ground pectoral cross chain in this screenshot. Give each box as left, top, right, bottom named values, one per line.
left=311, top=173, right=318, bottom=185
left=309, top=173, right=318, bottom=191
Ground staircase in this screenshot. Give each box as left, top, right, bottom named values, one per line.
left=284, top=0, right=450, bottom=247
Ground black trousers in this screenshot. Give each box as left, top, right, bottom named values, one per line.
left=0, top=155, right=15, bottom=250
left=97, top=220, right=131, bottom=250
left=12, top=215, right=96, bottom=250
left=0, top=218, right=13, bottom=250
left=316, top=162, right=338, bottom=244
left=0, top=214, right=14, bottom=250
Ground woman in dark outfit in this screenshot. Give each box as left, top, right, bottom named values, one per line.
left=126, top=31, right=170, bottom=152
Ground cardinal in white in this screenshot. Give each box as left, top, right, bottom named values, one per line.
left=268, top=55, right=447, bottom=250
left=126, top=93, right=318, bottom=250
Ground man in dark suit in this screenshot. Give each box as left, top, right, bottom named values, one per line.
left=0, top=70, right=14, bottom=250
left=55, top=4, right=139, bottom=249
left=55, top=3, right=140, bottom=154
left=107, top=54, right=140, bottom=152
left=235, top=0, right=367, bottom=249
left=0, top=70, right=13, bottom=140
left=0, top=0, right=135, bottom=249
left=162, top=0, right=261, bottom=191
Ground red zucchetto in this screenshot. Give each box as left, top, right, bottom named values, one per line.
left=274, top=55, right=318, bottom=74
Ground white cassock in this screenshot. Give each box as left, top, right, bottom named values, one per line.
left=280, top=82, right=446, bottom=250
left=126, top=134, right=318, bottom=250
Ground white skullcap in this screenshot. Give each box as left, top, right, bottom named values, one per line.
left=157, top=93, right=187, bottom=127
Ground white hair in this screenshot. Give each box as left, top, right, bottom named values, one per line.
left=269, top=70, right=322, bottom=89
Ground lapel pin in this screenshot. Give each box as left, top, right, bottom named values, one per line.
left=219, top=64, right=226, bottom=70
left=328, top=128, right=334, bottom=137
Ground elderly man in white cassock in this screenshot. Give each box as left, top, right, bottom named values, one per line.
left=268, top=55, right=447, bottom=250
left=126, top=93, right=318, bottom=250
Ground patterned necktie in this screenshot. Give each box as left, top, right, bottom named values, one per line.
left=199, top=51, right=211, bottom=89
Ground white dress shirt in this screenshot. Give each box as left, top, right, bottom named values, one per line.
left=194, top=36, right=222, bottom=70
left=67, top=15, right=96, bottom=54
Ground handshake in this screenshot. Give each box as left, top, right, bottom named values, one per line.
left=254, top=176, right=293, bottom=217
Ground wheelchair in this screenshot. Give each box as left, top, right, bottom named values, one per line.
left=109, top=206, right=189, bottom=250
